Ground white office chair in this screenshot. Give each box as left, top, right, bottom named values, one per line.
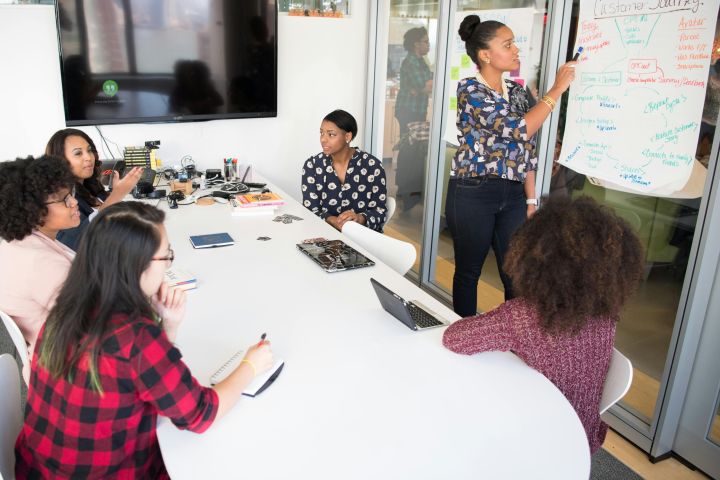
left=599, top=348, right=634, bottom=415
left=0, top=311, right=28, bottom=374
left=385, top=196, right=396, bottom=223
left=0, top=354, right=23, bottom=480
left=342, top=221, right=416, bottom=275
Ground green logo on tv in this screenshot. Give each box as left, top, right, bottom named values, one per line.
left=102, top=80, right=119, bottom=97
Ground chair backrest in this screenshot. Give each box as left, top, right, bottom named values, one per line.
left=385, top=196, right=396, bottom=223
left=0, top=354, right=23, bottom=480
left=0, top=311, right=28, bottom=371
left=342, top=221, right=416, bottom=275
left=599, top=348, right=633, bottom=415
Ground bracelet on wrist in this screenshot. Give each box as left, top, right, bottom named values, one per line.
left=526, top=198, right=539, bottom=206
left=541, top=94, right=556, bottom=107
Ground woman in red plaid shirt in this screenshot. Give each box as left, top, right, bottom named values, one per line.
left=15, top=202, right=273, bottom=479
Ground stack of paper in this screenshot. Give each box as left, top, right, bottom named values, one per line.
left=165, top=267, right=197, bottom=290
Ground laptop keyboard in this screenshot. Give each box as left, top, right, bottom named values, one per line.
left=408, top=304, right=444, bottom=328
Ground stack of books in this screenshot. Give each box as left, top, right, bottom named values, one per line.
left=230, top=192, right=285, bottom=216
left=164, top=267, right=197, bottom=291
left=123, top=146, right=159, bottom=169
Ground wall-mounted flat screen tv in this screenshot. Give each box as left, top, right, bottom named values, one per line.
left=56, top=0, right=277, bottom=126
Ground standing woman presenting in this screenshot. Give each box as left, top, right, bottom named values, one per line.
left=447, top=15, right=576, bottom=316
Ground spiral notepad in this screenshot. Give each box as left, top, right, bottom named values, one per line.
left=210, top=351, right=285, bottom=397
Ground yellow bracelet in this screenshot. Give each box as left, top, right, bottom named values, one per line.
left=541, top=95, right=556, bottom=110
left=542, top=95, right=555, bottom=108
left=240, top=359, right=257, bottom=377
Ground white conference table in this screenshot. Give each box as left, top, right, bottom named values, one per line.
left=155, top=181, right=591, bottom=480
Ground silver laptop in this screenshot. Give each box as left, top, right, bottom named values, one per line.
left=297, top=239, right=374, bottom=273
left=370, top=278, right=449, bottom=331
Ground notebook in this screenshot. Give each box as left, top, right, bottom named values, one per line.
left=210, top=351, right=285, bottom=397
left=370, top=278, right=449, bottom=331
left=189, top=232, right=234, bottom=249
left=296, top=239, right=375, bottom=272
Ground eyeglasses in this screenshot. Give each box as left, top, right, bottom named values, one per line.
left=45, top=186, right=76, bottom=208
left=152, top=248, right=175, bottom=266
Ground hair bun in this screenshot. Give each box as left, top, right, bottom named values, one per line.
left=458, top=14, right=481, bottom=42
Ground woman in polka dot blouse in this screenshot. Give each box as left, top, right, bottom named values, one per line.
left=301, top=109, right=388, bottom=232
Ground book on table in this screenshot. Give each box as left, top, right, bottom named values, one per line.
left=164, top=267, right=197, bottom=290
left=234, top=191, right=285, bottom=208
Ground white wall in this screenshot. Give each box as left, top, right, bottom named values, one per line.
left=0, top=5, right=370, bottom=202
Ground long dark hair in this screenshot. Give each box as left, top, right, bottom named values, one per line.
left=45, top=128, right=106, bottom=208
left=504, top=196, right=644, bottom=334
left=458, top=14, right=506, bottom=67
left=38, top=202, right=166, bottom=392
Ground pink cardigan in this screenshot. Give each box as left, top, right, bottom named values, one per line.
left=0, top=231, right=74, bottom=354
left=442, top=298, right=615, bottom=454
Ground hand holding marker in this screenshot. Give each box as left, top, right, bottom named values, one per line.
left=572, top=46, right=584, bottom=61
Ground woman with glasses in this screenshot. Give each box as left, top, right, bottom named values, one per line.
left=0, top=155, right=80, bottom=379
left=16, top=201, right=274, bottom=478
left=45, top=128, right=143, bottom=250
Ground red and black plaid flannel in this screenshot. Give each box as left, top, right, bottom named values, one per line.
left=15, top=315, right=219, bottom=479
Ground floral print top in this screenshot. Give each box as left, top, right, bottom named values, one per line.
left=451, top=77, right=538, bottom=182
left=301, top=149, right=387, bottom=232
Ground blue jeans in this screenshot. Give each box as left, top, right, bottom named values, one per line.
left=446, top=176, right=527, bottom=317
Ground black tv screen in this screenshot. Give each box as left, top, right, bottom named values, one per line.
left=56, top=0, right=277, bottom=125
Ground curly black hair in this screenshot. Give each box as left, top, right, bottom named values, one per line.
left=0, top=155, right=76, bottom=241
left=45, top=128, right=105, bottom=208
left=504, top=195, right=645, bottom=334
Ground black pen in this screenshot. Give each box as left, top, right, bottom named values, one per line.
left=257, top=332, right=267, bottom=347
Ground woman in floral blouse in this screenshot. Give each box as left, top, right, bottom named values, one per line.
left=301, top=109, right=387, bottom=232
left=447, top=15, right=577, bottom=316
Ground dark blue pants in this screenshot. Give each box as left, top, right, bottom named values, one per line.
left=446, top=177, right=527, bottom=317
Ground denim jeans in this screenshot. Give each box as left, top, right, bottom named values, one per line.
left=446, top=176, right=527, bottom=317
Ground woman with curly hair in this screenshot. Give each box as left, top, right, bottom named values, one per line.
left=443, top=196, right=645, bottom=454
left=0, top=155, right=80, bottom=378
left=45, top=128, right=143, bottom=250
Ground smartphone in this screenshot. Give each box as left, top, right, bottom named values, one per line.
left=101, top=160, right=126, bottom=190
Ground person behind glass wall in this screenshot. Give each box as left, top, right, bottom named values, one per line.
left=443, top=196, right=645, bottom=454
left=301, top=109, right=388, bottom=232
left=0, top=156, right=79, bottom=381
left=447, top=15, right=576, bottom=316
left=395, top=27, right=433, bottom=136
left=45, top=128, right=143, bottom=250
left=15, top=202, right=274, bottom=478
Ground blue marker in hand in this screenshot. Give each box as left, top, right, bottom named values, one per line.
left=572, top=46, right=584, bottom=61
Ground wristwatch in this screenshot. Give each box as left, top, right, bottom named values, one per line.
left=526, top=198, right=539, bottom=206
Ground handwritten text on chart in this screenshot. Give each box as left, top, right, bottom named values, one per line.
left=594, top=0, right=703, bottom=19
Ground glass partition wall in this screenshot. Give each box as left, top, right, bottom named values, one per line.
left=367, top=0, right=720, bottom=468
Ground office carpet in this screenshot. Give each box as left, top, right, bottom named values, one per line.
left=591, top=448, right=643, bottom=479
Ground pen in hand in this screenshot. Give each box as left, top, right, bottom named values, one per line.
left=572, top=46, right=584, bottom=61
left=257, top=332, right=267, bottom=347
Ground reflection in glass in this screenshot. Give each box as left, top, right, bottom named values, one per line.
left=381, top=3, right=439, bottom=274
left=709, top=394, right=720, bottom=446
